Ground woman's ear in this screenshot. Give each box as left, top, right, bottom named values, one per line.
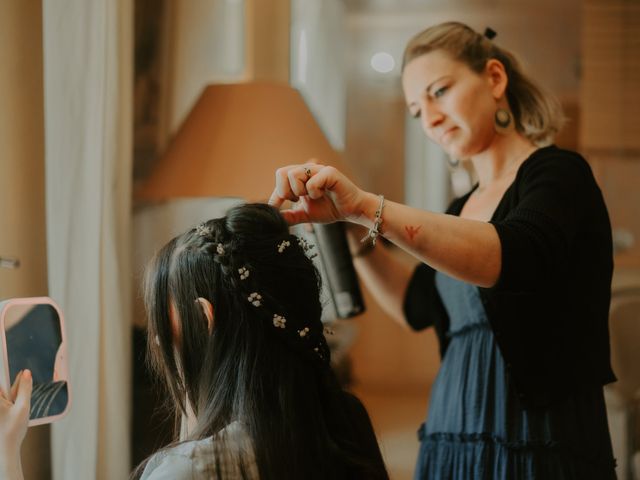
left=485, top=58, right=508, bottom=100
left=195, top=297, right=215, bottom=333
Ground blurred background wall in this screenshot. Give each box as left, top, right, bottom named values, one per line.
left=0, top=3, right=50, bottom=480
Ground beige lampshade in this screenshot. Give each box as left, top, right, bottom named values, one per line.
left=135, top=82, right=349, bottom=202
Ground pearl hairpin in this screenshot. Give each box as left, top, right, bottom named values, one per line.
left=238, top=267, right=250, bottom=280
left=195, top=223, right=213, bottom=237
left=298, top=327, right=310, bottom=337
left=277, top=240, right=291, bottom=253
left=247, top=292, right=262, bottom=307
left=273, top=314, right=286, bottom=328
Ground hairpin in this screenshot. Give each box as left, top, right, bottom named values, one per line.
left=484, top=27, right=497, bottom=40
left=277, top=240, right=291, bottom=253
left=247, top=292, right=262, bottom=307
left=298, top=327, right=310, bottom=337
left=196, top=223, right=213, bottom=237
left=296, top=236, right=318, bottom=259
left=238, top=267, right=250, bottom=280
left=273, top=314, right=287, bottom=328
left=216, top=243, right=225, bottom=255
left=296, top=236, right=313, bottom=252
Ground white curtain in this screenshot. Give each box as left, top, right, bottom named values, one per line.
left=290, top=0, right=346, bottom=151
left=43, top=1, right=133, bottom=479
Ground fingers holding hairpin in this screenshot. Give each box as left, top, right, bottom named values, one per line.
left=288, top=164, right=323, bottom=198
left=269, top=163, right=323, bottom=207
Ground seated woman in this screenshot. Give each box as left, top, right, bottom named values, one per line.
left=135, top=203, right=388, bottom=479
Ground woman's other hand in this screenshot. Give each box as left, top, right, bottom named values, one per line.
left=268, top=163, right=368, bottom=226
left=0, top=370, right=32, bottom=480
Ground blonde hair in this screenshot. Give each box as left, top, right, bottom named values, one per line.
left=402, top=22, right=565, bottom=146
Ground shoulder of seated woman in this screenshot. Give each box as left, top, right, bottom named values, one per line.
left=145, top=421, right=254, bottom=476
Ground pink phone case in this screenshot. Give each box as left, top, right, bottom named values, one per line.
left=0, top=296, right=71, bottom=426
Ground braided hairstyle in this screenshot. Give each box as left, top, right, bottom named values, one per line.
left=140, top=203, right=388, bottom=480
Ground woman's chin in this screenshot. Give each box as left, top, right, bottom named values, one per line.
left=446, top=145, right=466, bottom=160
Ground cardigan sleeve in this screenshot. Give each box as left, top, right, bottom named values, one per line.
left=487, top=151, right=597, bottom=293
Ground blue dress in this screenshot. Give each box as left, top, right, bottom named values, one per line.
left=414, top=272, right=616, bottom=480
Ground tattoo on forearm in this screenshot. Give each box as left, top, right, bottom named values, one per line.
left=405, top=225, right=421, bottom=241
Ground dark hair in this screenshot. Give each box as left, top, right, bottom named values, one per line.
left=135, top=203, right=388, bottom=480
left=402, top=21, right=565, bottom=146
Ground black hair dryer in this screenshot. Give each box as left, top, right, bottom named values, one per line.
left=312, top=223, right=365, bottom=319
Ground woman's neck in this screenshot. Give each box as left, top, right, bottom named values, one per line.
left=470, top=133, right=538, bottom=191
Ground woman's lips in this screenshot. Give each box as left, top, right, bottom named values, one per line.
left=440, top=127, right=457, bottom=143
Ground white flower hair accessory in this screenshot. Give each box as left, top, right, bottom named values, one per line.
left=196, top=223, right=213, bottom=237
left=277, top=240, right=291, bottom=253
left=273, top=314, right=286, bottom=328
left=247, top=292, right=262, bottom=307
left=296, top=236, right=318, bottom=259
left=298, top=327, right=310, bottom=337
left=216, top=243, right=225, bottom=255
left=238, top=267, right=250, bottom=280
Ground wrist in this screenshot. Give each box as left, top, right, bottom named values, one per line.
left=353, top=191, right=383, bottom=229
left=0, top=456, right=24, bottom=480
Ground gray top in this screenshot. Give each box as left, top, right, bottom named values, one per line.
left=140, top=421, right=258, bottom=480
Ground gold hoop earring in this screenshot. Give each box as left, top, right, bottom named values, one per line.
left=494, top=108, right=512, bottom=135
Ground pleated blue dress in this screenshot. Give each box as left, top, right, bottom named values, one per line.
left=414, top=272, right=617, bottom=480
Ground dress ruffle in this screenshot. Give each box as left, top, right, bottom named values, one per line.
left=416, top=430, right=616, bottom=480
left=414, top=273, right=616, bottom=480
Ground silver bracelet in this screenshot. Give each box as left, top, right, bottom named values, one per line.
left=360, top=194, right=385, bottom=246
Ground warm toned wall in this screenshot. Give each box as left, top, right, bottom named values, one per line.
left=580, top=0, right=640, bottom=269
left=0, top=2, right=50, bottom=479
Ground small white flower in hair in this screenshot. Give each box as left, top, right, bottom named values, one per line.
left=247, top=292, right=262, bottom=307
left=216, top=243, right=225, bottom=255
left=196, top=223, right=213, bottom=237
left=296, top=236, right=315, bottom=252
left=298, top=327, right=310, bottom=337
left=273, top=314, right=286, bottom=328
left=238, top=267, right=250, bottom=280
left=277, top=240, right=291, bottom=253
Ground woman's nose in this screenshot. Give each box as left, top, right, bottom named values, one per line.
left=420, top=99, right=444, bottom=132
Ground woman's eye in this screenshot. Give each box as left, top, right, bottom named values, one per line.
left=433, top=86, right=448, bottom=98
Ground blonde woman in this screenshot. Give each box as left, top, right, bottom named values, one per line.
left=270, top=21, right=616, bottom=480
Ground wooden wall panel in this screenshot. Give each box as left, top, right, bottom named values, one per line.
left=581, top=1, right=640, bottom=152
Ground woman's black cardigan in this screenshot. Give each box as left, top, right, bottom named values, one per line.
left=403, top=145, right=616, bottom=409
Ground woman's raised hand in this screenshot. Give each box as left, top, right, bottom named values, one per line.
left=0, top=370, right=31, bottom=480
left=268, top=163, right=366, bottom=226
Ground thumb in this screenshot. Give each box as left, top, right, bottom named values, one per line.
left=280, top=208, right=310, bottom=226
left=14, top=370, right=32, bottom=408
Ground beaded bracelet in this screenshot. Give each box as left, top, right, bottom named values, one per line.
left=360, top=194, right=385, bottom=247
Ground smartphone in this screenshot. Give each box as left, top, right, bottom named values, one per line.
left=0, top=297, right=71, bottom=426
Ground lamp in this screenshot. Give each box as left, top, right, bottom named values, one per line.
left=134, top=82, right=350, bottom=202
left=133, top=81, right=364, bottom=320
